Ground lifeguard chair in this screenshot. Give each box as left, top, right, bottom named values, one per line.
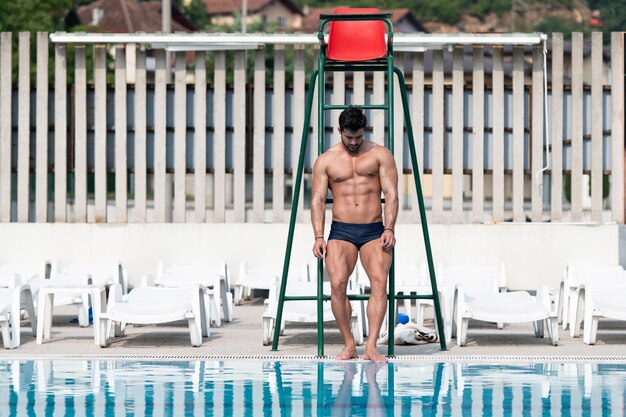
left=271, top=8, right=447, bottom=355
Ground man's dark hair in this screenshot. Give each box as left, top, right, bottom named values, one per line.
left=339, top=106, right=367, bottom=132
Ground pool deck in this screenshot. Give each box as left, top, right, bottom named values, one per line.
left=2, top=299, right=626, bottom=360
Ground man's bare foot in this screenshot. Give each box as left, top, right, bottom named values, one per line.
left=363, top=347, right=388, bottom=363
left=335, top=346, right=358, bottom=360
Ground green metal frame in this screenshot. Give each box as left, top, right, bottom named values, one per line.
left=271, top=12, right=447, bottom=356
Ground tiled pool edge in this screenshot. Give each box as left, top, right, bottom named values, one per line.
left=3, top=354, right=626, bottom=363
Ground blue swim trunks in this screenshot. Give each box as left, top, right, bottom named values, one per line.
left=328, top=221, right=384, bottom=249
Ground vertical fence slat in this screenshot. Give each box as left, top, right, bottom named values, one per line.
left=115, top=46, right=127, bottom=223
left=431, top=50, right=444, bottom=223
left=17, top=32, right=30, bottom=222
left=353, top=72, right=365, bottom=104
left=551, top=34, right=564, bottom=222
left=292, top=47, right=305, bottom=222
left=94, top=46, right=107, bottom=223
left=472, top=46, right=484, bottom=223
left=512, top=47, right=524, bottom=222
left=393, top=54, right=405, bottom=221
left=272, top=46, right=285, bottom=222
left=452, top=47, right=464, bottom=223
left=252, top=49, right=265, bottom=222
left=590, top=32, right=603, bottom=222
left=531, top=45, right=544, bottom=222
left=611, top=32, right=625, bottom=223
left=492, top=47, right=505, bottom=222
left=411, top=52, right=424, bottom=221
left=134, top=47, right=147, bottom=222
left=331, top=71, right=345, bottom=146
left=571, top=33, right=584, bottom=222
left=194, top=51, right=206, bottom=223
left=214, top=51, right=226, bottom=222
left=173, top=52, right=186, bottom=223
left=153, top=49, right=167, bottom=222
left=372, top=72, right=385, bottom=146
left=74, top=46, right=87, bottom=222
left=233, top=51, right=246, bottom=222
left=35, top=33, right=48, bottom=223
left=54, top=43, right=67, bottom=223
left=0, top=33, right=10, bottom=222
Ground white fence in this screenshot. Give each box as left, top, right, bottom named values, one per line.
left=0, top=32, right=623, bottom=224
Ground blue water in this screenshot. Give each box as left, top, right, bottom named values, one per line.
left=1, top=360, right=625, bottom=416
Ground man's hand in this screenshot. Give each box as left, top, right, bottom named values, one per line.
left=313, top=238, right=327, bottom=259
left=380, top=230, right=395, bottom=250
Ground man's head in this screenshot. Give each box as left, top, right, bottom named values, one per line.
left=339, top=106, right=367, bottom=132
left=338, top=106, right=367, bottom=154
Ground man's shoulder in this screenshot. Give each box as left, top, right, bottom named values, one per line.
left=368, top=143, right=393, bottom=158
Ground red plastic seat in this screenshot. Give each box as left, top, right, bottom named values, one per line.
left=325, top=7, right=388, bottom=62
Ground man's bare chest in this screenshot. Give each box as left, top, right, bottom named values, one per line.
left=327, top=157, right=379, bottom=184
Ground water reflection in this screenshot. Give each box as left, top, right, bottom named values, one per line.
left=1, top=359, right=625, bottom=416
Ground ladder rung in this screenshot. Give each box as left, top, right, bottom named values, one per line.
left=324, top=104, right=388, bottom=111
left=282, top=293, right=435, bottom=301
left=395, top=294, right=436, bottom=300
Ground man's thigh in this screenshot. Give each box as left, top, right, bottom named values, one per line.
left=359, top=238, right=392, bottom=287
left=326, top=240, right=359, bottom=286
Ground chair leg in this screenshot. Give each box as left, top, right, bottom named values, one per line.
left=556, top=282, right=565, bottom=324
left=1, top=321, right=11, bottom=349
left=572, top=289, right=585, bottom=338
left=201, top=293, right=211, bottom=338
left=262, top=316, right=274, bottom=346
left=77, top=296, right=90, bottom=327
left=457, top=318, right=469, bottom=347
left=223, top=291, right=233, bottom=323
left=98, top=318, right=109, bottom=347
left=188, top=317, right=203, bottom=347
left=533, top=320, right=544, bottom=338
left=208, top=292, right=221, bottom=327
left=546, top=318, right=559, bottom=345
left=234, top=285, right=243, bottom=305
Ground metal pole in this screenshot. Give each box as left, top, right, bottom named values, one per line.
left=242, top=0, right=248, bottom=34
left=271, top=70, right=319, bottom=351
left=394, top=67, right=447, bottom=350
left=161, top=0, right=171, bottom=33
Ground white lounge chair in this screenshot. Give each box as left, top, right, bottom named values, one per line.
left=455, top=283, right=558, bottom=346
left=262, top=280, right=364, bottom=346
left=0, top=281, right=37, bottom=349
left=152, top=261, right=233, bottom=327
left=0, top=262, right=51, bottom=304
left=572, top=283, right=626, bottom=344
left=235, top=262, right=308, bottom=305
left=99, top=283, right=209, bottom=347
left=558, top=265, right=626, bottom=333
left=60, top=262, right=128, bottom=294
left=407, top=263, right=506, bottom=343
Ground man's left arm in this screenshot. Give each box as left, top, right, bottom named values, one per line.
left=379, top=149, right=399, bottom=249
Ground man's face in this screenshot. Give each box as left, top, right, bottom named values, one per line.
left=339, top=128, right=365, bottom=154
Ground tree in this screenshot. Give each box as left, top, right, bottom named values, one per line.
left=0, top=0, right=74, bottom=33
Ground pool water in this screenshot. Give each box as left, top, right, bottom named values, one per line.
left=1, top=359, right=625, bottom=416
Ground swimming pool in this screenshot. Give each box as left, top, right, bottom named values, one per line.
left=1, top=359, right=625, bottom=416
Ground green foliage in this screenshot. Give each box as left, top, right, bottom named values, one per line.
left=0, top=0, right=73, bottom=32
left=588, top=0, right=626, bottom=37
left=534, top=15, right=588, bottom=35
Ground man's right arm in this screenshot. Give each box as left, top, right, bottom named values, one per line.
left=311, top=156, right=328, bottom=258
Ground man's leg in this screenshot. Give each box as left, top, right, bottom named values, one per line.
left=325, top=240, right=358, bottom=360
left=359, top=239, right=392, bottom=363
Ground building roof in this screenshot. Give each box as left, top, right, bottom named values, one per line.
left=203, top=0, right=303, bottom=17
left=76, top=0, right=195, bottom=33
left=300, top=7, right=426, bottom=33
